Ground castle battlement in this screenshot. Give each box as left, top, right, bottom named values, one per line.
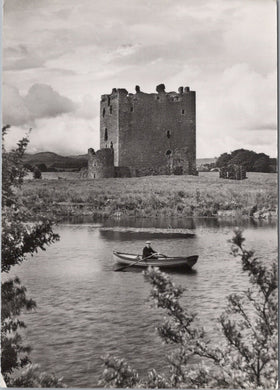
left=101, top=84, right=194, bottom=104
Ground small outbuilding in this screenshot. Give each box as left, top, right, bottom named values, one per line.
left=219, top=164, right=246, bottom=180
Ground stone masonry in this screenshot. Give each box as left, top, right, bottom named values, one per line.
left=88, top=84, right=197, bottom=178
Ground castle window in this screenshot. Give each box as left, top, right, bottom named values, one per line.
left=167, top=130, right=171, bottom=139
left=181, top=109, right=185, bottom=114
left=102, top=108, right=105, bottom=117
left=104, top=128, right=108, bottom=141
left=110, top=105, right=112, bottom=114
left=166, top=150, right=172, bottom=156
left=130, top=106, right=134, bottom=112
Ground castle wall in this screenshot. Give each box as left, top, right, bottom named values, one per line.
left=88, top=148, right=114, bottom=179
left=96, top=85, right=196, bottom=178
left=119, top=87, right=195, bottom=174
left=99, top=85, right=196, bottom=174
left=100, top=89, right=120, bottom=166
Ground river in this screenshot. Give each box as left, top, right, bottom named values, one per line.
left=5, top=217, right=277, bottom=387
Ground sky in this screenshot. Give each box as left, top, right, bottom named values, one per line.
left=2, top=0, right=277, bottom=158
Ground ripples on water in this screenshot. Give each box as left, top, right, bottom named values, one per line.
left=5, top=218, right=277, bottom=387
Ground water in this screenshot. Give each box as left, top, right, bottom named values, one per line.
left=5, top=218, right=277, bottom=387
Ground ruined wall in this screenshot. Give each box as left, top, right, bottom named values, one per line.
left=99, top=85, right=196, bottom=175
left=100, top=88, right=120, bottom=166
left=219, top=164, right=246, bottom=180
left=87, top=148, right=115, bottom=179
left=115, top=166, right=131, bottom=177
left=171, top=147, right=196, bottom=175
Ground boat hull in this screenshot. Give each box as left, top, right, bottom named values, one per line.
left=113, top=251, right=198, bottom=269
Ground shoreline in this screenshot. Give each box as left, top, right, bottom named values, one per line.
left=21, top=172, right=277, bottom=223
left=48, top=204, right=277, bottom=222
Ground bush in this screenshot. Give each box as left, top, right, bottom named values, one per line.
left=216, top=149, right=272, bottom=173
left=101, top=229, right=277, bottom=389
left=33, top=167, right=42, bottom=179
left=1, top=126, right=62, bottom=386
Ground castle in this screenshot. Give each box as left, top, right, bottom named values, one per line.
left=88, top=84, right=196, bottom=178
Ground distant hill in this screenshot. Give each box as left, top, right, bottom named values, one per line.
left=23, top=154, right=217, bottom=172
left=23, top=152, right=88, bottom=171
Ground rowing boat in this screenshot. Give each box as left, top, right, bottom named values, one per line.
left=113, top=251, right=198, bottom=270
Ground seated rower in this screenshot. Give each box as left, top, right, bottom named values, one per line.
left=142, top=241, right=159, bottom=259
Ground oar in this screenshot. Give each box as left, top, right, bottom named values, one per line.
left=114, top=254, right=155, bottom=272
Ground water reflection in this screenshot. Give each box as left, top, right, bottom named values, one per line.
left=99, top=230, right=195, bottom=241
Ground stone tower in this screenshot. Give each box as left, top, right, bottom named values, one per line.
left=89, top=84, right=196, bottom=178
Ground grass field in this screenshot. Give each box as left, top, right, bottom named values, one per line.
left=21, top=172, right=277, bottom=220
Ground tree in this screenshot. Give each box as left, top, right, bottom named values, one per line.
left=230, top=149, right=257, bottom=171
left=33, top=166, right=42, bottom=179
left=23, top=163, right=33, bottom=172
left=216, top=149, right=272, bottom=173
left=216, top=152, right=231, bottom=168
left=253, top=156, right=270, bottom=172
left=1, top=126, right=61, bottom=386
left=36, top=163, right=48, bottom=172
left=101, top=229, right=277, bottom=389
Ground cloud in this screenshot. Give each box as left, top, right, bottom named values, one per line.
left=3, top=45, right=44, bottom=71
left=4, top=115, right=99, bottom=156
left=24, top=84, right=77, bottom=118
left=2, top=85, right=31, bottom=125
left=76, top=95, right=99, bottom=119
left=215, top=64, right=276, bottom=131
left=3, top=0, right=277, bottom=157
left=3, top=83, right=77, bottom=125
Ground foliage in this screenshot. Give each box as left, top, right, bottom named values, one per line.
left=216, top=149, right=274, bottom=173
left=1, top=126, right=62, bottom=386
left=2, top=127, right=59, bottom=272
left=215, top=152, right=231, bottom=168
left=23, top=163, right=34, bottom=172
left=253, top=156, right=271, bottom=173
left=100, top=356, right=140, bottom=388
left=1, top=278, right=36, bottom=378
left=7, top=364, right=66, bottom=388
left=36, top=163, right=48, bottom=172
left=33, top=167, right=42, bottom=179
left=101, top=230, right=277, bottom=389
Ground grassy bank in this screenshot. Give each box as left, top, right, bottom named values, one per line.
left=21, top=172, right=277, bottom=220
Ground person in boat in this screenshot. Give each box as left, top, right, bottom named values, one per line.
left=142, top=241, right=159, bottom=259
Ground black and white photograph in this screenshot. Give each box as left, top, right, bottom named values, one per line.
left=1, top=0, right=277, bottom=388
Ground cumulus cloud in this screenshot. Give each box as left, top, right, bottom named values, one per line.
left=24, top=84, right=77, bottom=118
left=76, top=94, right=99, bottom=120
left=3, top=83, right=77, bottom=126
left=2, top=85, right=31, bottom=125
left=4, top=115, right=99, bottom=155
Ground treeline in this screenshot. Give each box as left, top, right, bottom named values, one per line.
left=216, top=149, right=276, bottom=173
left=197, top=150, right=276, bottom=173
